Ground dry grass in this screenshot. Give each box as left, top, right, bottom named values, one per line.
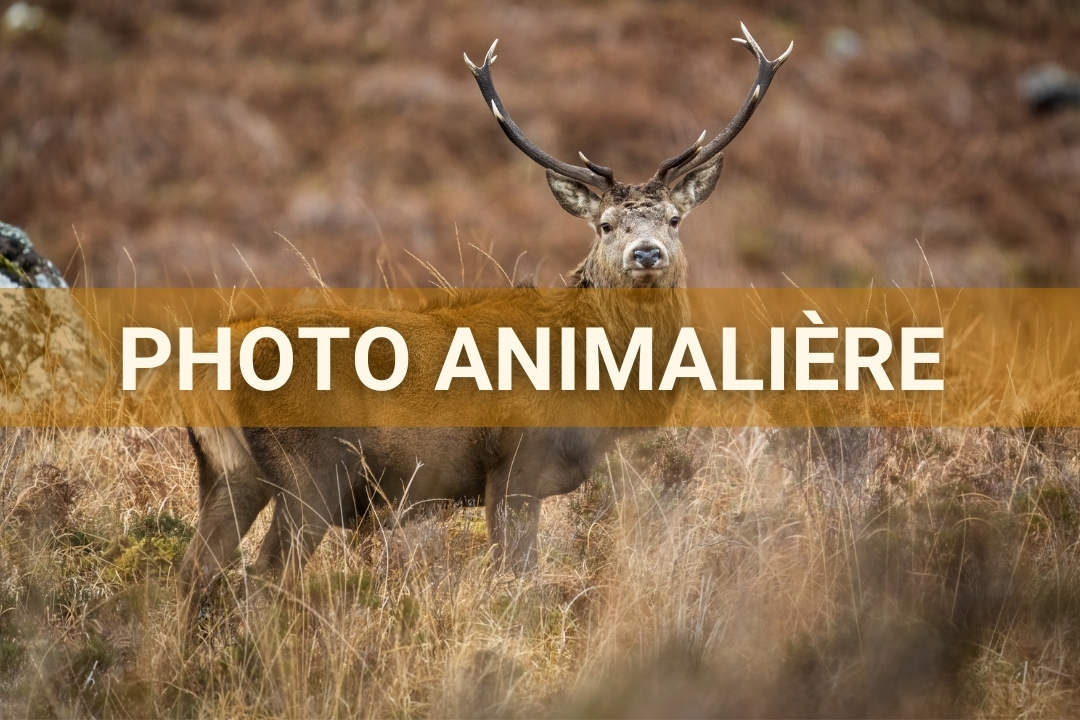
left=2, top=422, right=1080, bottom=718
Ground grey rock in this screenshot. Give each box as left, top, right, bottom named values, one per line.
left=0, top=221, right=67, bottom=288
left=1019, top=63, right=1080, bottom=112
left=0, top=222, right=105, bottom=413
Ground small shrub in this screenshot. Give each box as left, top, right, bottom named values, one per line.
left=113, top=511, right=193, bottom=582
left=632, top=430, right=700, bottom=490
left=10, top=464, right=79, bottom=541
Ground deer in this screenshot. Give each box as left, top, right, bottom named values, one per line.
left=176, top=24, right=791, bottom=627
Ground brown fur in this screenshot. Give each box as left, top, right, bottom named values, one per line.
left=178, top=157, right=724, bottom=629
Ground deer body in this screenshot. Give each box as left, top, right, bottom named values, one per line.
left=177, top=25, right=790, bottom=624
left=179, top=283, right=688, bottom=606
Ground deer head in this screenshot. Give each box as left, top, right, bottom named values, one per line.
left=466, top=24, right=792, bottom=289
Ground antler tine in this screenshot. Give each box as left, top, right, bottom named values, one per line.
left=466, top=41, right=615, bottom=191
left=652, top=130, right=706, bottom=184
left=656, top=24, right=792, bottom=185
left=578, top=152, right=615, bottom=186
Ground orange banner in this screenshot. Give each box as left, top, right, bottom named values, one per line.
left=1, top=287, right=1076, bottom=427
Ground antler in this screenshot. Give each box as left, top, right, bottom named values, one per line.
left=654, top=23, right=793, bottom=185
left=465, top=40, right=616, bottom=191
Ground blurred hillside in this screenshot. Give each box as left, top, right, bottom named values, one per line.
left=1, top=0, right=1078, bottom=288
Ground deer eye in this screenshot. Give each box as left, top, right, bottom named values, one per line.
left=669, top=216, right=680, bottom=229
left=600, top=222, right=613, bottom=234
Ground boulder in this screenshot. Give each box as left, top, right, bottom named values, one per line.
left=0, top=222, right=106, bottom=413
left=0, top=222, right=67, bottom=289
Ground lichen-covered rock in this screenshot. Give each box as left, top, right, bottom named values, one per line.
left=0, top=222, right=105, bottom=413
left=0, top=222, right=67, bottom=289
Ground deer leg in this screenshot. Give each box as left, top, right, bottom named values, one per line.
left=493, top=494, right=542, bottom=573
left=253, top=494, right=286, bottom=577
left=485, top=438, right=543, bottom=573
left=254, top=486, right=331, bottom=584
left=247, top=443, right=340, bottom=586
left=178, top=430, right=270, bottom=632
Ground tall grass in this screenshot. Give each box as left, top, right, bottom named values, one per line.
left=1, top=423, right=1080, bottom=717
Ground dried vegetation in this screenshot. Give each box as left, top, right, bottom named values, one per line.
left=1, top=0, right=1078, bottom=287
left=1, top=424, right=1080, bottom=717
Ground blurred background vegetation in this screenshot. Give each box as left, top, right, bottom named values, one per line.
left=1, top=0, right=1078, bottom=288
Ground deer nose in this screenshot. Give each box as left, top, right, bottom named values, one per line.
left=633, top=248, right=662, bottom=268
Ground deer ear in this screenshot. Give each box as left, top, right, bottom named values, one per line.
left=670, top=154, right=723, bottom=213
left=546, top=170, right=601, bottom=219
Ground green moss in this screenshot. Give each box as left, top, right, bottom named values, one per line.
left=113, top=535, right=188, bottom=581
left=113, top=511, right=194, bottom=582
left=0, top=254, right=26, bottom=286
left=128, top=511, right=193, bottom=543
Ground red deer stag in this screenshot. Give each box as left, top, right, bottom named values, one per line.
left=177, top=24, right=791, bottom=623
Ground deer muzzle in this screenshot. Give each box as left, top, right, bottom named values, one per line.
left=626, top=242, right=669, bottom=273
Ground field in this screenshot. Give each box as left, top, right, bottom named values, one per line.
left=4, top=424, right=1080, bottom=717
left=3, top=0, right=1080, bottom=718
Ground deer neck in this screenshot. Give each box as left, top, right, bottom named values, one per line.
left=553, top=282, right=691, bottom=349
